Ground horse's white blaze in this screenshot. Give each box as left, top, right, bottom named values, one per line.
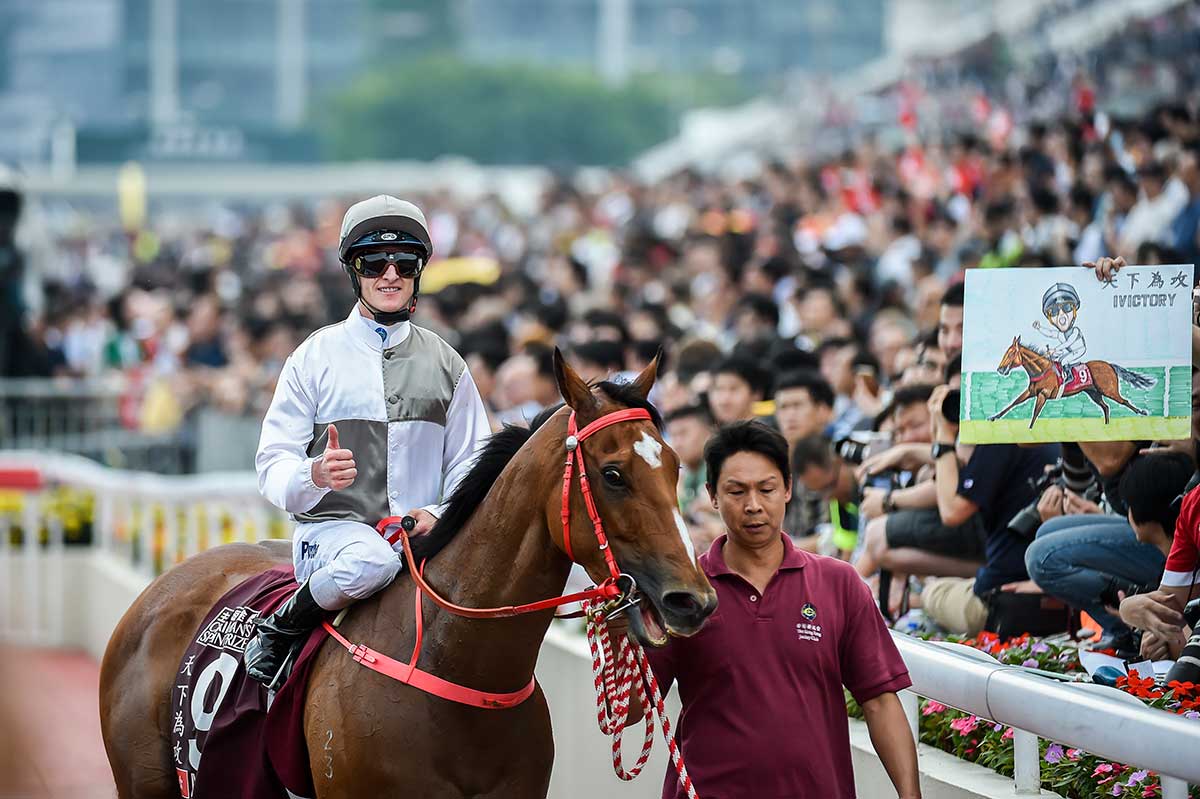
left=634, top=431, right=663, bottom=469
left=674, top=510, right=697, bottom=562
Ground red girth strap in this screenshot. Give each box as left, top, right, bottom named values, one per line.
left=320, top=570, right=536, bottom=709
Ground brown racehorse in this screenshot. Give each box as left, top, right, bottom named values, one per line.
left=99, top=350, right=717, bottom=798
left=988, top=336, right=1154, bottom=428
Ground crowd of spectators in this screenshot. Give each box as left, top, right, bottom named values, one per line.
left=2, top=9, right=1200, bottom=666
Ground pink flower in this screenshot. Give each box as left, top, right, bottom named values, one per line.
left=950, top=716, right=980, bottom=735
left=922, top=701, right=947, bottom=716
left=1093, top=763, right=1115, bottom=777
left=1067, top=748, right=1082, bottom=759
left=1002, top=728, right=1014, bottom=741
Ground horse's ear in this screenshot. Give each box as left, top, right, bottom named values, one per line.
left=553, top=347, right=597, bottom=412
left=628, top=347, right=661, bottom=401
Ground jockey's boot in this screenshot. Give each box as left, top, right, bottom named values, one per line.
left=244, top=580, right=324, bottom=687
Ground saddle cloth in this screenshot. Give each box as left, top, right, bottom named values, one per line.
left=1051, top=362, right=1093, bottom=394
left=171, top=565, right=327, bottom=799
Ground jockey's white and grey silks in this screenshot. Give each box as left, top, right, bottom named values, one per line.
left=256, top=305, right=491, bottom=609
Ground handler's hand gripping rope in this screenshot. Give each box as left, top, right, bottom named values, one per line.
left=582, top=600, right=699, bottom=799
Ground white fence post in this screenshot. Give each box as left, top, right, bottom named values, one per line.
left=1013, top=729, right=1040, bottom=794
left=899, top=689, right=920, bottom=746
left=1161, top=776, right=1188, bottom=799
left=0, top=514, right=10, bottom=637
left=47, top=513, right=64, bottom=645
left=22, top=490, right=40, bottom=643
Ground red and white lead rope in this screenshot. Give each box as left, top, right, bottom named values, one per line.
left=583, top=600, right=698, bottom=799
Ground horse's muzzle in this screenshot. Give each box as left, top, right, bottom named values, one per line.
left=655, top=587, right=718, bottom=637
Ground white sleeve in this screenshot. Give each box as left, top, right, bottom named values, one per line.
left=256, top=354, right=331, bottom=514
left=1062, top=328, right=1086, bottom=361
left=421, top=368, right=492, bottom=519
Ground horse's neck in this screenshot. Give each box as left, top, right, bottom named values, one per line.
left=378, top=428, right=571, bottom=692
left=1021, top=346, right=1050, bottom=374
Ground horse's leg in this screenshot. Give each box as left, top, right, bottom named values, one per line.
left=1094, top=365, right=1149, bottom=416
left=1083, top=388, right=1111, bottom=423
left=1028, top=394, right=1048, bottom=429
left=100, top=590, right=193, bottom=799
left=988, top=386, right=1033, bottom=422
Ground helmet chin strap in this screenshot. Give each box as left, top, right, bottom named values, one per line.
left=350, top=271, right=420, bottom=324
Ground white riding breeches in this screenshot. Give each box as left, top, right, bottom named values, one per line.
left=292, top=519, right=402, bottom=611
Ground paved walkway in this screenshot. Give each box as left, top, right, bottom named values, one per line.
left=0, top=646, right=115, bottom=799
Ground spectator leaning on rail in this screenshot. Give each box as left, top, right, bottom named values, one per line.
left=1110, top=452, right=1200, bottom=666
left=609, top=421, right=920, bottom=799
left=244, top=195, right=491, bottom=687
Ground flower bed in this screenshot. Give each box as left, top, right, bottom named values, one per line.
left=847, top=632, right=1200, bottom=798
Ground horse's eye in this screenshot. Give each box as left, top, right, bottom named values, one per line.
left=602, top=467, right=625, bottom=487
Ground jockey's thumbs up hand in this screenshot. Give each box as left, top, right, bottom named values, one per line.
left=313, top=424, right=357, bottom=490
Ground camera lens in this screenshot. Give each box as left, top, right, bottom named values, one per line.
left=941, top=389, right=961, bottom=425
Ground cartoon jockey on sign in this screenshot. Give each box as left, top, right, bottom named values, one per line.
left=1032, top=282, right=1087, bottom=394
left=989, top=281, right=1154, bottom=428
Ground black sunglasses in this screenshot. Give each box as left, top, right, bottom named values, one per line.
left=1046, top=302, right=1076, bottom=316
left=350, top=251, right=425, bottom=279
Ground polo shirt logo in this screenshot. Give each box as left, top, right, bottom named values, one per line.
left=797, top=603, right=822, bottom=642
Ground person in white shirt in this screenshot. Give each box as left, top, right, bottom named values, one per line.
left=243, top=195, right=491, bottom=686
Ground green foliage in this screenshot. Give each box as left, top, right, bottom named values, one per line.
left=319, top=56, right=745, bottom=165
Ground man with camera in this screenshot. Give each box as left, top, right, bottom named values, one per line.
left=918, top=379, right=1059, bottom=635
left=855, top=382, right=988, bottom=583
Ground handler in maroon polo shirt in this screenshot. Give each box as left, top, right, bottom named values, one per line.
left=619, top=421, right=920, bottom=799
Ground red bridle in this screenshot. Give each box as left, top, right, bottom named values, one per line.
left=321, top=405, right=655, bottom=705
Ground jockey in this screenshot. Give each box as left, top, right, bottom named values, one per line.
left=243, top=195, right=491, bottom=687
left=1032, top=282, right=1087, bottom=372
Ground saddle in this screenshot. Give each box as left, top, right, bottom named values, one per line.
left=171, top=566, right=324, bottom=799
left=1050, top=362, right=1093, bottom=398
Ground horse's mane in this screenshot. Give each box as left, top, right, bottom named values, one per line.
left=408, top=379, right=662, bottom=564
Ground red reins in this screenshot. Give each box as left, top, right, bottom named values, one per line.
left=321, top=404, right=699, bottom=795
left=322, top=406, right=651, bottom=698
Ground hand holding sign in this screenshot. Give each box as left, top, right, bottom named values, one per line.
left=313, top=424, right=357, bottom=490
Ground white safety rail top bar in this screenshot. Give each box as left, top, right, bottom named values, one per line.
left=893, top=632, right=1199, bottom=798
left=1, top=451, right=1197, bottom=797
left=0, top=450, right=287, bottom=643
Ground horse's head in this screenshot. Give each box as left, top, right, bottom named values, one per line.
left=549, top=349, right=717, bottom=646
left=997, top=336, right=1022, bottom=376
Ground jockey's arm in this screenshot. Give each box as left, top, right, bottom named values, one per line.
left=424, top=369, right=492, bottom=519
left=1060, top=328, right=1086, bottom=362
left=256, top=355, right=331, bottom=514
left=1031, top=323, right=1058, bottom=340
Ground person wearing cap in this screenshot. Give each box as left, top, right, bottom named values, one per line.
left=243, top=195, right=491, bottom=687
left=1032, top=282, right=1086, bottom=369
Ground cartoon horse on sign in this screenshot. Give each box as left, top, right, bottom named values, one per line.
left=988, top=337, right=1155, bottom=428
left=99, top=350, right=717, bottom=798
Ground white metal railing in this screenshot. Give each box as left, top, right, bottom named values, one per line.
left=0, top=450, right=286, bottom=643
left=893, top=632, right=1199, bottom=798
